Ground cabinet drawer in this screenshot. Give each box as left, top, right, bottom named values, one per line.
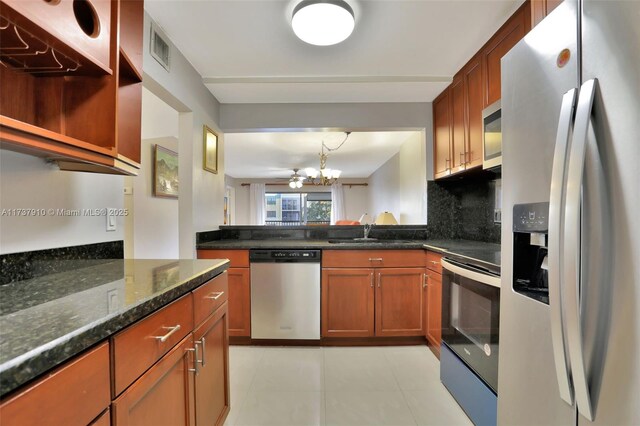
left=112, top=294, right=194, bottom=396
left=426, top=251, right=443, bottom=274
left=322, top=250, right=426, bottom=268
left=0, top=342, right=110, bottom=426
left=197, top=249, right=249, bottom=268
left=193, top=272, right=229, bottom=326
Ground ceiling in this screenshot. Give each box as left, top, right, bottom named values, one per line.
left=144, top=0, right=524, bottom=104
left=224, top=131, right=418, bottom=179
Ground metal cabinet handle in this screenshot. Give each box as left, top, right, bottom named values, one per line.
left=423, top=273, right=428, bottom=288
left=205, top=291, right=224, bottom=300
left=195, top=338, right=206, bottom=367
left=186, top=344, right=199, bottom=375
left=377, top=273, right=381, bottom=288
left=445, top=158, right=451, bottom=170
left=370, top=272, right=374, bottom=288
left=549, top=87, right=578, bottom=407
left=430, top=260, right=440, bottom=266
left=368, top=258, right=383, bottom=262
left=564, top=79, right=599, bottom=421
left=154, top=324, right=181, bottom=343
left=460, top=152, right=465, bottom=165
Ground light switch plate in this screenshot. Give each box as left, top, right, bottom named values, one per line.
left=106, top=208, right=116, bottom=231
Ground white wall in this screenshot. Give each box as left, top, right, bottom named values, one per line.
left=228, top=178, right=369, bottom=225
left=367, top=131, right=427, bottom=224
left=0, top=151, right=124, bottom=254
left=143, top=13, right=225, bottom=258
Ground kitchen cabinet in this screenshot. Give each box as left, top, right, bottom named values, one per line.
left=375, top=268, right=426, bottom=337
left=0, top=0, right=144, bottom=175
left=432, top=2, right=530, bottom=179
left=0, top=343, right=111, bottom=426
left=531, top=0, right=563, bottom=28
left=425, top=251, right=443, bottom=358
left=321, top=268, right=375, bottom=337
left=482, top=2, right=531, bottom=107
left=193, top=304, right=230, bottom=426
left=112, top=335, right=196, bottom=426
left=322, top=250, right=426, bottom=338
left=197, top=250, right=251, bottom=337
left=433, top=89, right=452, bottom=179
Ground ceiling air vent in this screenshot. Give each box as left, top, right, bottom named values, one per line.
left=150, top=21, right=170, bottom=71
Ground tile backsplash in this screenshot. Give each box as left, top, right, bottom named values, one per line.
left=427, top=177, right=501, bottom=243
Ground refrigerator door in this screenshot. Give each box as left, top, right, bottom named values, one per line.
left=497, top=1, right=578, bottom=424
left=578, top=1, right=640, bottom=424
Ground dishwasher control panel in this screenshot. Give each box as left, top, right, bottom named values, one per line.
left=249, top=249, right=321, bottom=262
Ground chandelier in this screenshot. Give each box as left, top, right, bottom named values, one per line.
left=303, top=132, right=350, bottom=186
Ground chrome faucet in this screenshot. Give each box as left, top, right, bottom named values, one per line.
left=363, top=223, right=373, bottom=239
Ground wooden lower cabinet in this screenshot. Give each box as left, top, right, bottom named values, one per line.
left=112, top=335, right=196, bottom=426
left=227, top=268, right=251, bottom=337
left=322, top=266, right=426, bottom=338
left=322, top=268, right=375, bottom=337
left=376, top=268, right=426, bottom=337
left=91, top=409, right=111, bottom=426
left=194, top=304, right=230, bottom=426
left=425, top=270, right=443, bottom=357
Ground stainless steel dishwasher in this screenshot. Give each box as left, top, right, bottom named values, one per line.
left=249, top=249, right=321, bottom=340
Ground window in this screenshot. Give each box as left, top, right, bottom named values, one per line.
left=265, top=192, right=331, bottom=225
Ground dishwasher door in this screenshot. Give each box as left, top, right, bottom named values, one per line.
left=250, top=262, right=321, bottom=340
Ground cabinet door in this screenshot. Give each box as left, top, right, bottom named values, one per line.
left=228, top=268, right=251, bottom=337
left=321, top=268, right=375, bottom=337
left=464, top=56, right=484, bottom=169
left=112, top=335, right=196, bottom=426
left=375, top=268, right=425, bottom=337
left=450, top=76, right=466, bottom=173
left=482, top=4, right=530, bottom=106
left=433, top=89, right=452, bottom=179
left=194, top=304, right=230, bottom=426
left=426, top=271, right=443, bottom=357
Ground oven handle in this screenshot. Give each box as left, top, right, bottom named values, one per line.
left=441, top=259, right=500, bottom=288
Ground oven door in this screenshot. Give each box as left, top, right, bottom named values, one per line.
left=441, top=258, right=501, bottom=393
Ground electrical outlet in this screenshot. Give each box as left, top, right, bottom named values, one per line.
left=123, top=187, right=133, bottom=195
left=106, top=208, right=116, bottom=231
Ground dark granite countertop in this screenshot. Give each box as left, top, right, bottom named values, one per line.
left=0, top=259, right=229, bottom=397
left=197, top=239, right=500, bottom=272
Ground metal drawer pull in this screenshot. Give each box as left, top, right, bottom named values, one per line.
left=368, top=258, right=383, bottom=262
left=154, top=324, right=181, bottom=342
left=198, top=337, right=206, bottom=367
left=205, top=291, right=224, bottom=300
left=430, top=260, right=440, bottom=265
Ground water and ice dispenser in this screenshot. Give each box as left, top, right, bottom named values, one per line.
left=512, top=202, right=550, bottom=304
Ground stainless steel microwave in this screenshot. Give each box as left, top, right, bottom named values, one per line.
left=483, top=100, right=502, bottom=169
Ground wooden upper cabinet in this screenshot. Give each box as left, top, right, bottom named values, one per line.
left=227, top=268, right=251, bottom=337
left=375, top=268, right=425, bottom=337
left=112, top=335, right=196, bottom=426
left=0, top=343, right=110, bottom=426
left=450, top=75, right=466, bottom=173
left=464, top=56, right=484, bottom=169
left=118, top=0, right=144, bottom=79
left=531, top=0, right=563, bottom=28
left=482, top=2, right=531, bottom=107
left=433, top=89, right=452, bottom=179
left=321, top=268, right=375, bottom=337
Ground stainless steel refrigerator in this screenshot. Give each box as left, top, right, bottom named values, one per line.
left=498, top=0, right=639, bottom=425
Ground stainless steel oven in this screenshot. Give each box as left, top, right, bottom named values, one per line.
left=441, top=257, right=501, bottom=392
left=483, top=100, right=502, bottom=169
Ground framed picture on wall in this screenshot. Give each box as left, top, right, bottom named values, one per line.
left=203, top=125, right=218, bottom=174
left=153, top=145, right=179, bottom=198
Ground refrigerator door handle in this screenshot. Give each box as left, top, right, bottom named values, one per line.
left=564, top=78, right=598, bottom=421
left=548, top=88, right=578, bottom=406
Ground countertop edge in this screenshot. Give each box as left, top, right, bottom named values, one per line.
left=0, top=260, right=229, bottom=398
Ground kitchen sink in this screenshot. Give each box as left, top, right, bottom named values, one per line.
left=327, top=239, right=414, bottom=244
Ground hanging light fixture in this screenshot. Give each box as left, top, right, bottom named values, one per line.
left=288, top=168, right=305, bottom=188
left=304, top=132, right=349, bottom=186
left=291, top=0, right=355, bottom=46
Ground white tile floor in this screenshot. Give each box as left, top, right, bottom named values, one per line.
left=224, top=345, right=472, bottom=426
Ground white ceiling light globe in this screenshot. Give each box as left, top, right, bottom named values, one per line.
left=292, top=1, right=355, bottom=46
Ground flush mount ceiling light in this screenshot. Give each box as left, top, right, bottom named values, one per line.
left=291, top=0, right=355, bottom=46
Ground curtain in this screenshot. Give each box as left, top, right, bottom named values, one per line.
left=330, top=183, right=346, bottom=225
left=249, top=183, right=266, bottom=225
